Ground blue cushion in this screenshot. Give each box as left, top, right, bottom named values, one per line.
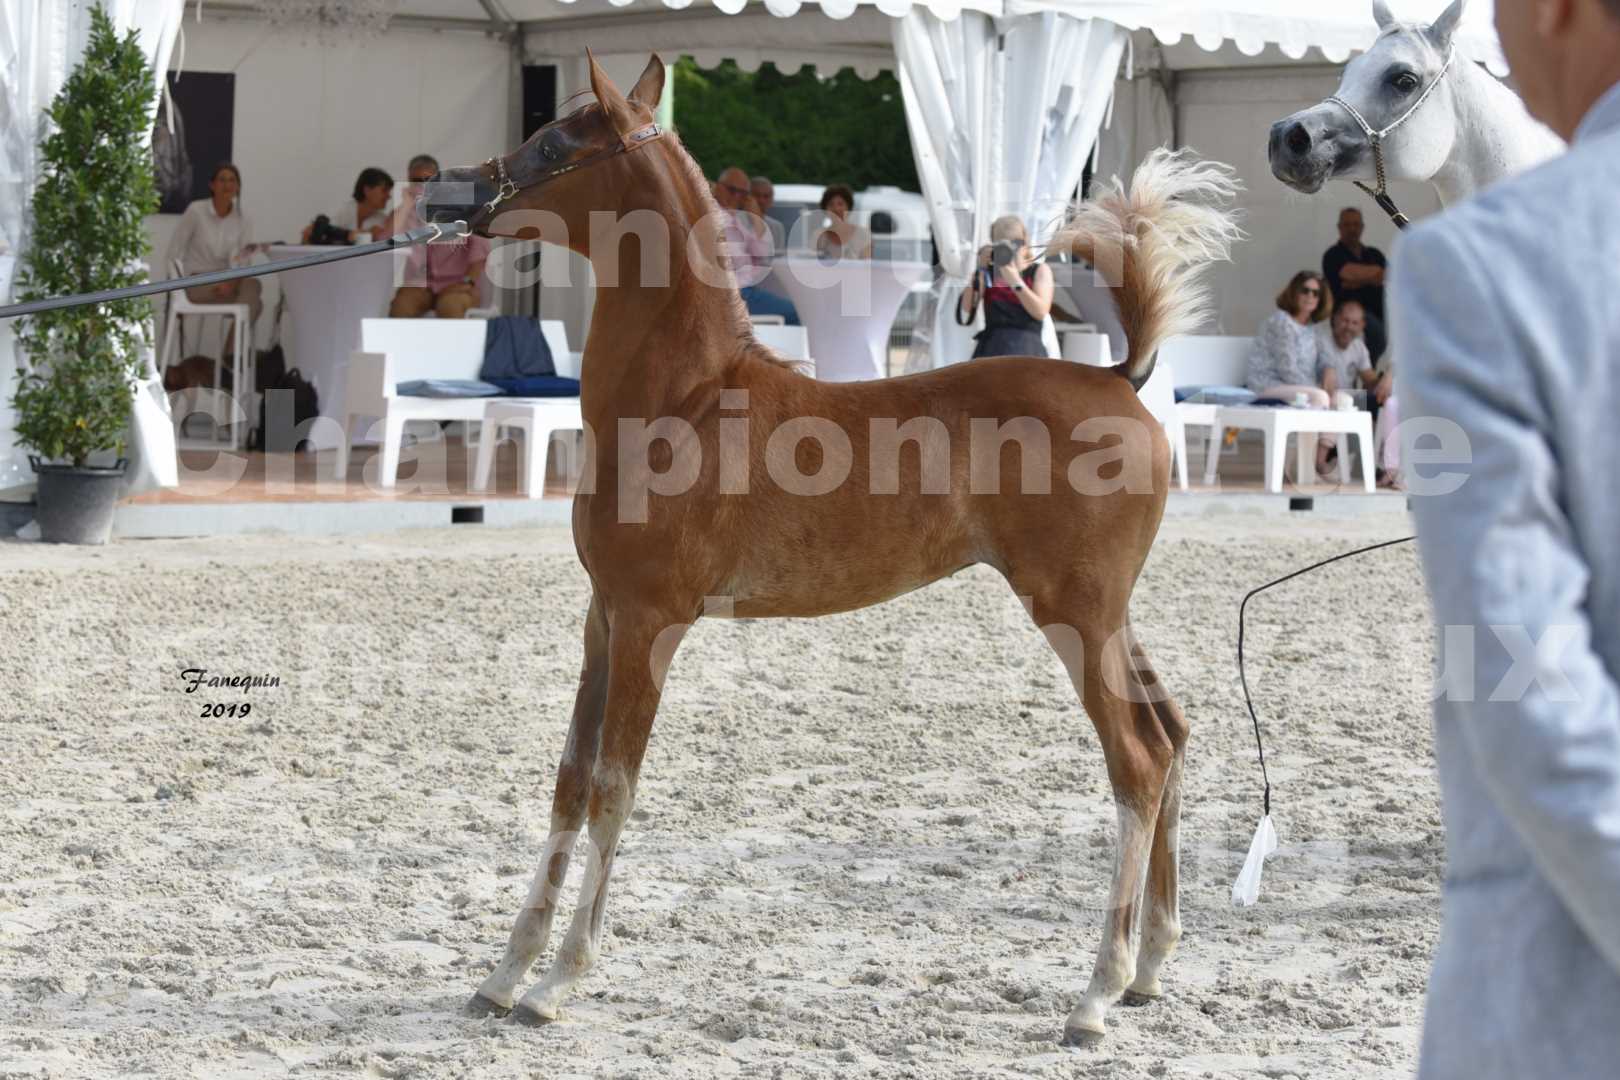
left=397, top=378, right=502, bottom=398
left=487, top=375, right=582, bottom=398
left=482, top=316, right=555, bottom=380
left=1174, top=384, right=1257, bottom=405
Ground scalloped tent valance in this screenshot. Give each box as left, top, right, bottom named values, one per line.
left=515, top=0, right=1506, bottom=76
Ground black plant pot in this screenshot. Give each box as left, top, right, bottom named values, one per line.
left=29, top=456, right=126, bottom=545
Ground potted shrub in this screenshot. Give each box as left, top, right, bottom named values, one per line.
left=11, top=5, right=159, bottom=544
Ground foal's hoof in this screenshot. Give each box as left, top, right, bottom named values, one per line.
left=510, top=1002, right=560, bottom=1028
left=465, top=992, right=511, bottom=1019
left=1121, top=988, right=1162, bottom=1008
left=1058, top=1020, right=1106, bottom=1048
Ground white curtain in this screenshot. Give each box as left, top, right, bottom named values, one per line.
left=1093, top=68, right=1174, bottom=194
left=0, top=0, right=185, bottom=497
left=893, top=9, right=1127, bottom=369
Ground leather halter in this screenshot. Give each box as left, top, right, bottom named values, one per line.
left=469, top=121, right=663, bottom=232
left=1325, top=45, right=1455, bottom=230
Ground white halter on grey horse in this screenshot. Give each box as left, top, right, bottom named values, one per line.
left=1269, top=0, right=1561, bottom=212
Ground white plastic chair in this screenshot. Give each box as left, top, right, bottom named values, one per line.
left=471, top=320, right=587, bottom=498
left=748, top=313, right=787, bottom=326
left=160, top=259, right=254, bottom=450
left=1137, top=361, right=1189, bottom=492
left=752, top=323, right=814, bottom=377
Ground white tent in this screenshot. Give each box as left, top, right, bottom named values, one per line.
left=0, top=0, right=1508, bottom=491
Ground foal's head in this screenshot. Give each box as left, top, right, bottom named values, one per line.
left=421, top=53, right=674, bottom=254
left=1269, top=0, right=1467, bottom=194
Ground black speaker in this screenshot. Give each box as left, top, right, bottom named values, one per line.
left=519, top=65, right=559, bottom=316
left=522, top=65, right=558, bottom=142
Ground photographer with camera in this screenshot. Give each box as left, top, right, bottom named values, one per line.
left=957, top=215, right=1054, bottom=359
left=301, top=167, right=394, bottom=245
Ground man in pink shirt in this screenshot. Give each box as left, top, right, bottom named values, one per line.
left=714, top=166, right=798, bottom=325
left=389, top=153, right=493, bottom=319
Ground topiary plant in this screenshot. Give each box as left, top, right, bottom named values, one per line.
left=11, top=4, right=158, bottom=467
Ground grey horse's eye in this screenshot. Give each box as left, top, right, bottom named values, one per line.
left=1391, top=72, right=1420, bottom=93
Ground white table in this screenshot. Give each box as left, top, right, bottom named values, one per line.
left=1208, top=405, right=1375, bottom=493
left=262, top=244, right=398, bottom=449
left=768, top=258, right=932, bottom=381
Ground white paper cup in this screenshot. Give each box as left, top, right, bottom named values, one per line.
left=1333, top=390, right=1355, bottom=411
left=1293, top=392, right=1311, bottom=408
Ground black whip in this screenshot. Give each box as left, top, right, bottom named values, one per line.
left=0, top=221, right=461, bottom=321
left=1237, top=534, right=1417, bottom=816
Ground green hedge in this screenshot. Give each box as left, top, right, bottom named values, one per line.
left=672, top=58, right=919, bottom=192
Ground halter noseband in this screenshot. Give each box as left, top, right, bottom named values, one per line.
left=1324, top=44, right=1455, bottom=230
left=470, top=121, right=664, bottom=233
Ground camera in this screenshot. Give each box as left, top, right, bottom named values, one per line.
left=990, top=238, right=1021, bottom=269
left=306, top=214, right=352, bottom=246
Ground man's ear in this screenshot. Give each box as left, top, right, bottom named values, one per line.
left=628, top=55, right=665, bottom=112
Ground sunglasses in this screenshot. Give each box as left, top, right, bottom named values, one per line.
left=719, top=182, right=750, bottom=197
left=1301, top=286, right=1321, bottom=295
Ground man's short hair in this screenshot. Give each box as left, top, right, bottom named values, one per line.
left=408, top=153, right=439, bottom=175
left=1335, top=299, right=1365, bottom=317
left=750, top=175, right=772, bottom=187
left=1339, top=207, right=1362, bottom=219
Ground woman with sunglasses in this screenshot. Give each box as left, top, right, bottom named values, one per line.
left=1247, top=270, right=1335, bottom=476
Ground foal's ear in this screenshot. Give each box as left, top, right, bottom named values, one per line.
left=586, top=49, right=631, bottom=118
left=628, top=55, right=665, bottom=112
left=1428, top=0, right=1466, bottom=48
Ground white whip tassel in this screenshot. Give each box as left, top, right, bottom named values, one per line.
left=1231, top=813, right=1278, bottom=908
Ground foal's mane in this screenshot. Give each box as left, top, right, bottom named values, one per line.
left=653, top=124, right=805, bottom=375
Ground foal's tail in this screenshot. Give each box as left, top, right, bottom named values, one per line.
left=1052, top=148, right=1243, bottom=390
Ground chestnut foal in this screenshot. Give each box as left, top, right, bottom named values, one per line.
left=428, top=54, right=1239, bottom=1044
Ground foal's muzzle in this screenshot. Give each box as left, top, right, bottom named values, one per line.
left=417, top=168, right=497, bottom=230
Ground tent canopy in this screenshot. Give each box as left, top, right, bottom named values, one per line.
left=376, top=0, right=1507, bottom=74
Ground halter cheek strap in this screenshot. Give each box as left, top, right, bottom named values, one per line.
left=1325, top=45, right=1455, bottom=231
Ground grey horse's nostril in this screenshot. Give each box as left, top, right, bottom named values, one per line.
left=1285, top=122, right=1312, bottom=157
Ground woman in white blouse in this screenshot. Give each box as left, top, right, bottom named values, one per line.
left=165, top=162, right=261, bottom=326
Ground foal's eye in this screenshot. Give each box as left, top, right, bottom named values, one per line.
left=1391, top=72, right=1420, bottom=93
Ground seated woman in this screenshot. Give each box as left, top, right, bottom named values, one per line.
left=1248, top=269, right=1335, bottom=476
left=957, top=215, right=1055, bottom=359
left=813, top=184, right=873, bottom=261
left=303, top=167, right=393, bottom=244
left=165, top=162, right=262, bottom=331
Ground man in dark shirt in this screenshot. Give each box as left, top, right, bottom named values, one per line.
left=1322, top=207, right=1388, bottom=361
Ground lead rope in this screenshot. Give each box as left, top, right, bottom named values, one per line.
left=1231, top=533, right=1417, bottom=906
left=0, top=221, right=464, bottom=321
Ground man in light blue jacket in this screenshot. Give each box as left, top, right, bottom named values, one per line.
left=1390, top=1, right=1620, bottom=1077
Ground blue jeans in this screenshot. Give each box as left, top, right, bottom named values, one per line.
left=740, top=285, right=800, bottom=326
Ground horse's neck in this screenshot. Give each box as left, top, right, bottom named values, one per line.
left=581, top=159, right=747, bottom=410
left=1430, top=61, right=1563, bottom=204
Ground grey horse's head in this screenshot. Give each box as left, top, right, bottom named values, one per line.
left=1269, top=0, right=1468, bottom=194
